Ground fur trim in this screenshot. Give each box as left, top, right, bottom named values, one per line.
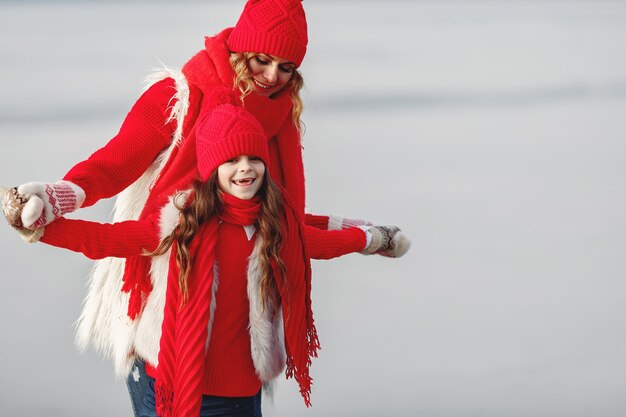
left=157, top=191, right=189, bottom=241
left=74, top=66, right=190, bottom=376
left=205, top=264, right=219, bottom=351
left=75, top=256, right=136, bottom=377
left=247, top=235, right=287, bottom=382
left=133, top=191, right=187, bottom=367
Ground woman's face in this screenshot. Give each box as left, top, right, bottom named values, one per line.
left=217, top=155, right=266, bottom=200
left=247, top=53, right=296, bottom=97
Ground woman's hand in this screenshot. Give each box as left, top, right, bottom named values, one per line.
left=17, top=180, right=85, bottom=229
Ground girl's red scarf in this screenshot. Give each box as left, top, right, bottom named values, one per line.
left=154, top=192, right=319, bottom=417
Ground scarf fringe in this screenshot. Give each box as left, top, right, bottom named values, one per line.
left=122, top=267, right=153, bottom=320
left=307, top=326, right=321, bottom=361
left=285, top=324, right=321, bottom=408
left=155, top=380, right=174, bottom=417
left=286, top=354, right=313, bottom=408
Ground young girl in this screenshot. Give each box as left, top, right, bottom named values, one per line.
left=14, top=104, right=320, bottom=417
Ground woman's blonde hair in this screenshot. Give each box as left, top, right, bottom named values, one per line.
left=149, top=171, right=287, bottom=310
left=229, top=52, right=304, bottom=131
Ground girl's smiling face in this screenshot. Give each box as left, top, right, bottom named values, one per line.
left=247, top=53, right=295, bottom=97
left=217, top=155, right=265, bottom=200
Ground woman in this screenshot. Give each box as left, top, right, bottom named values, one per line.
left=6, top=0, right=409, bottom=414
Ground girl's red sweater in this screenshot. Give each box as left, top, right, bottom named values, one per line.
left=41, top=213, right=363, bottom=396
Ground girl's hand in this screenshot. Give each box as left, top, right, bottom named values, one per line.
left=361, top=225, right=411, bottom=258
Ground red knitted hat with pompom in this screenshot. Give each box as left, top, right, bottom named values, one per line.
left=196, top=104, right=269, bottom=181
left=227, top=0, right=308, bottom=67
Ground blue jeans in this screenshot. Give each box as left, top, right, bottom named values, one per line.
left=126, top=358, right=151, bottom=417
left=127, top=358, right=263, bottom=417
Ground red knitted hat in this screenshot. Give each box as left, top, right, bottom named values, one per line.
left=196, top=104, right=269, bottom=181
left=227, top=0, right=308, bottom=67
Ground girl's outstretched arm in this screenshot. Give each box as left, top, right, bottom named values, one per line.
left=40, top=216, right=160, bottom=260
left=303, top=224, right=367, bottom=260
left=303, top=222, right=411, bottom=259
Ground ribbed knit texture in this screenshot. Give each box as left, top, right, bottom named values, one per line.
left=41, top=216, right=160, bottom=260
left=303, top=226, right=366, bottom=260
left=276, top=192, right=319, bottom=406
left=155, top=221, right=218, bottom=417
left=303, top=213, right=330, bottom=230
left=228, top=0, right=308, bottom=67
left=204, top=221, right=262, bottom=396
left=149, top=224, right=265, bottom=396
left=195, top=104, right=269, bottom=181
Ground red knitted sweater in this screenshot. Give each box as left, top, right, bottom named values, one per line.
left=203, top=222, right=260, bottom=396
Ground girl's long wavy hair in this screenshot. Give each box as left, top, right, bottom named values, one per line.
left=229, top=51, right=304, bottom=131
left=149, top=171, right=287, bottom=310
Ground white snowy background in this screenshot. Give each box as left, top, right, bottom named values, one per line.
left=1, top=0, right=625, bottom=416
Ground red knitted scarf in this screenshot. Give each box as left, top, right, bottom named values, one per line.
left=154, top=192, right=319, bottom=417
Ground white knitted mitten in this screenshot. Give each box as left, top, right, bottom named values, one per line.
left=361, top=225, right=411, bottom=258
left=17, top=180, right=85, bottom=229
left=1, top=187, right=44, bottom=243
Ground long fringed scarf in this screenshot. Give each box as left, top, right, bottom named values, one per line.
left=155, top=192, right=319, bottom=417
left=276, top=191, right=320, bottom=406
